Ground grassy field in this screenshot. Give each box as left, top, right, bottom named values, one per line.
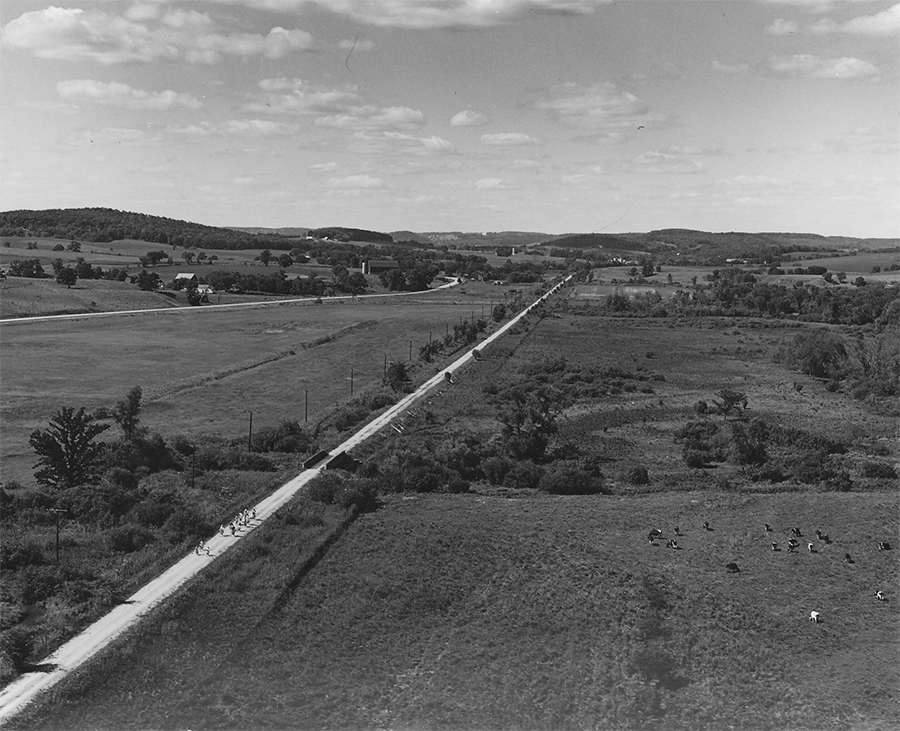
left=6, top=294, right=898, bottom=729
left=0, top=281, right=535, bottom=485
left=11, top=491, right=897, bottom=730
left=786, top=251, right=900, bottom=274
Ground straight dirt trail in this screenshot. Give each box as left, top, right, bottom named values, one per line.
left=0, top=276, right=571, bottom=723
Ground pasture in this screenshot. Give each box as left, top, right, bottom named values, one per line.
left=11, top=491, right=898, bottom=730
left=0, top=282, right=530, bottom=486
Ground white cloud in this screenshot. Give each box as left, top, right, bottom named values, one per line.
left=474, top=178, right=508, bottom=189
left=327, top=174, right=386, bottom=189
left=481, top=132, right=540, bottom=145
left=350, top=131, right=458, bottom=156
left=57, top=80, right=202, bottom=110
left=619, top=148, right=706, bottom=174
left=450, top=110, right=490, bottom=126
left=170, top=119, right=298, bottom=136
left=309, top=162, right=339, bottom=171
left=535, top=81, right=665, bottom=132
left=808, top=2, right=900, bottom=35
left=1, top=6, right=313, bottom=64
left=711, top=61, right=750, bottom=74
left=248, top=79, right=426, bottom=130
left=767, top=54, right=880, bottom=78
left=767, top=18, right=801, bottom=34
left=316, top=106, right=425, bottom=130
left=206, top=0, right=607, bottom=29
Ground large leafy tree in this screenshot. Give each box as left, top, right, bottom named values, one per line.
left=113, top=386, right=144, bottom=442
left=29, top=407, right=110, bottom=489
left=493, top=380, right=567, bottom=461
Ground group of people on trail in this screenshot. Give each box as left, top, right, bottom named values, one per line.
left=195, top=508, right=260, bottom=558
left=217, top=508, right=258, bottom=538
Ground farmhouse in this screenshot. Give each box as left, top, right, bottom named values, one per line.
left=174, top=273, right=198, bottom=287
left=196, top=284, right=214, bottom=296
left=362, top=260, right=400, bottom=275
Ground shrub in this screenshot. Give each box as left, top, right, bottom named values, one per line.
left=252, top=420, right=312, bottom=453
left=338, top=478, right=379, bottom=513
left=18, top=565, right=64, bottom=604
left=163, top=506, right=214, bottom=542
left=781, top=330, right=848, bottom=379
left=195, top=443, right=274, bottom=472
left=0, top=626, right=36, bottom=675
left=307, top=472, right=345, bottom=505
left=481, top=456, right=512, bottom=485
left=105, top=523, right=156, bottom=553
left=626, top=465, right=650, bottom=485
left=539, top=462, right=605, bottom=495
left=129, top=498, right=176, bottom=528
left=502, top=462, right=544, bottom=490
left=0, top=538, right=45, bottom=571
left=861, top=461, right=897, bottom=479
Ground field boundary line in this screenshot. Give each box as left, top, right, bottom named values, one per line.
left=0, top=275, right=570, bottom=723
left=0, top=279, right=460, bottom=325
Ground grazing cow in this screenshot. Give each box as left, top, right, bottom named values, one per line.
left=788, top=542, right=798, bottom=553
left=807, top=542, right=816, bottom=553
left=765, top=523, right=772, bottom=532
left=771, top=542, right=780, bottom=551
left=844, top=553, right=854, bottom=564
left=878, top=542, right=892, bottom=551
left=704, top=521, right=711, bottom=531
left=666, top=539, right=680, bottom=549
left=875, top=591, right=886, bottom=601
left=726, top=562, right=740, bottom=573
left=809, top=611, right=820, bottom=623
left=674, top=526, right=682, bottom=536
left=648, top=532, right=658, bottom=544
left=791, top=527, right=802, bottom=537
left=816, top=529, right=830, bottom=543
left=649, top=528, right=662, bottom=538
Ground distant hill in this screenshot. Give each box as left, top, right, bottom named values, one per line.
left=412, top=231, right=550, bottom=249
left=307, top=227, right=393, bottom=244
left=230, top=227, right=310, bottom=237
left=540, top=233, right=649, bottom=253
left=0, top=208, right=295, bottom=251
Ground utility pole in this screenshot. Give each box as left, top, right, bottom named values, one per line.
left=383, top=353, right=387, bottom=380
left=50, top=508, right=67, bottom=564
left=305, top=389, right=308, bottom=422
left=247, top=410, right=253, bottom=453
left=409, top=340, right=412, bottom=362
left=350, top=367, right=354, bottom=396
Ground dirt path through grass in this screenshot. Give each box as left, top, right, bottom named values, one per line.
left=0, top=276, right=570, bottom=723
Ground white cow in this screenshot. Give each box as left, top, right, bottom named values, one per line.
left=809, top=611, right=820, bottom=623
left=876, top=591, right=886, bottom=601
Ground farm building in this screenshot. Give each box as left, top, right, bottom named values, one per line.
left=174, top=273, right=198, bottom=287
left=362, top=260, right=399, bottom=275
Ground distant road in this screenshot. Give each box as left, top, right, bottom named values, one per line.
left=0, top=276, right=571, bottom=722
left=0, top=279, right=460, bottom=326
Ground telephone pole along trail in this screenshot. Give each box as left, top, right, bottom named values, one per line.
left=0, top=275, right=571, bottom=723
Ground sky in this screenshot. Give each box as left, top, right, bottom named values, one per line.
left=1, top=0, right=898, bottom=237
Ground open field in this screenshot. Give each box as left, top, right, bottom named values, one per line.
left=787, top=251, right=900, bottom=275
left=0, top=281, right=535, bottom=485
left=5, top=291, right=897, bottom=729
left=11, top=491, right=898, bottom=730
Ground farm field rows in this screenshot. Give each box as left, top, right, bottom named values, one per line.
left=0, top=281, right=523, bottom=485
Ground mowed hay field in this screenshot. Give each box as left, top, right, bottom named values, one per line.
left=0, top=283, right=511, bottom=485
left=11, top=492, right=898, bottom=730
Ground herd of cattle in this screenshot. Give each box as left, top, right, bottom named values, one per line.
left=645, top=521, right=892, bottom=624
